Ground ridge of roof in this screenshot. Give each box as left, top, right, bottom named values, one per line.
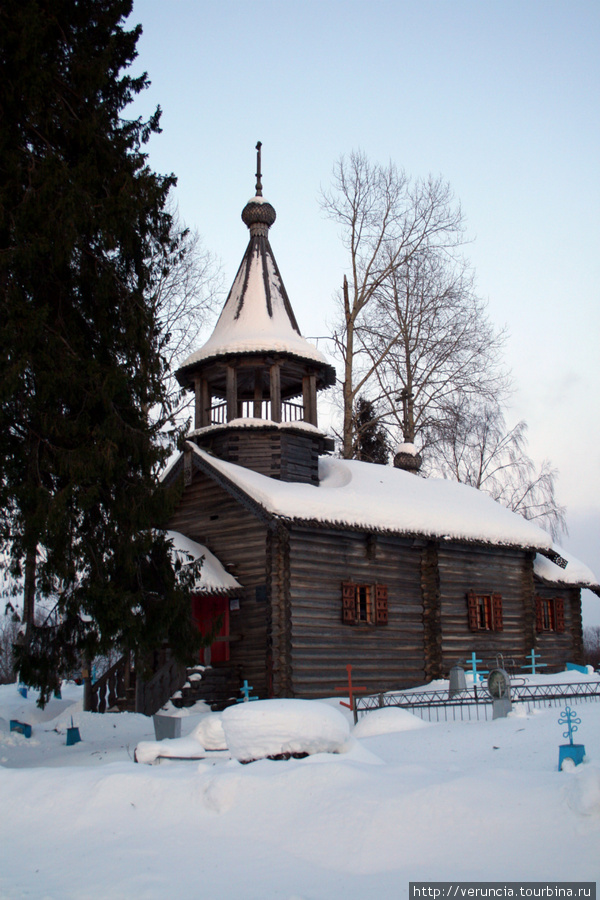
left=179, top=445, right=599, bottom=592
left=188, top=445, right=548, bottom=547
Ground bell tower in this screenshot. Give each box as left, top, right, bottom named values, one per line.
left=176, top=144, right=335, bottom=485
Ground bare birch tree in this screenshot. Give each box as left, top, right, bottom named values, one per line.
left=321, top=151, right=566, bottom=538
left=357, top=247, right=508, bottom=448
left=429, top=402, right=567, bottom=539
left=320, top=150, right=466, bottom=457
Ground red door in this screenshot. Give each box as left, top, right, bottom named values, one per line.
left=191, top=595, right=230, bottom=664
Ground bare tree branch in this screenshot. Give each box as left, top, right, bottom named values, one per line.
left=428, top=402, right=567, bottom=539
left=320, top=150, right=466, bottom=457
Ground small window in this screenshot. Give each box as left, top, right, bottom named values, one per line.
left=342, top=582, right=388, bottom=626
left=467, top=591, right=503, bottom=632
left=535, top=596, right=565, bottom=633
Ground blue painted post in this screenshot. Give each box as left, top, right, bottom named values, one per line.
left=10, top=720, right=32, bottom=738
left=66, top=716, right=81, bottom=746
left=523, top=649, right=547, bottom=675
left=557, top=706, right=585, bottom=770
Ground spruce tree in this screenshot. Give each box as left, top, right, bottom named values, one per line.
left=352, top=397, right=390, bottom=465
left=0, top=0, right=198, bottom=700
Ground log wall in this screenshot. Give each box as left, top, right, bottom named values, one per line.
left=437, top=543, right=533, bottom=672
left=169, top=465, right=585, bottom=698
left=286, top=527, right=425, bottom=697
left=534, top=582, right=583, bottom=668
left=192, top=428, right=320, bottom=484
left=421, top=541, right=443, bottom=680
left=168, top=472, right=271, bottom=695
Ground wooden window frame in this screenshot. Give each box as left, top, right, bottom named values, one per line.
left=467, top=591, right=503, bottom=632
left=535, top=596, right=565, bottom=633
left=342, top=582, right=388, bottom=626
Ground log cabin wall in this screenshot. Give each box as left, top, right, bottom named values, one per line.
left=286, top=527, right=425, bottom=697
left=533, top=582, right=583, bottom=668
left=267, top=523, right=293, bottom=697
left=437, top=543, right=531, bottom=672
left=168, top=471, right=271, bottom=695
left=421, top=541, right=442, bottom=681
left=191, top=428, right=320, bottom=484
left=279, top=432, right=320, bottom=485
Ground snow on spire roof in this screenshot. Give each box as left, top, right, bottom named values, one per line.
left=178, top=146, right=331, bottom=374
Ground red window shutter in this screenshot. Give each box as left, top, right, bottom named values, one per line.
left=492, top=593, right=503, bottom=631
left=467, top=591, right=479, bottom=631
left=555, top=597, right=565, bottom=633
left=535, top=596, right=544, bottom=632
left=375, top=584, right=388, bottom=625
left=342, top=582, right=356, bottom=625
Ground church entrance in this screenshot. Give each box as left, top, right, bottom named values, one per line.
left=191, top=595, right=230, bottom=665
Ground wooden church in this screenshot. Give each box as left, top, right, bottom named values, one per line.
left=164, top=148, right=599, bottom=701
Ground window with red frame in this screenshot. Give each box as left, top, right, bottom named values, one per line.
left=535, top=596, right=565, bottom=633
left=342, top=582, right=388, bottom=625
left=467, top=591, right=503, bottom=632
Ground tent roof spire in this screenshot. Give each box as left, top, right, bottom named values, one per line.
left=177, top=143, right=334, bottom=375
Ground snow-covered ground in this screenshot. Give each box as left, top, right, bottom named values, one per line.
left=1, top=673, right=599, bottom=900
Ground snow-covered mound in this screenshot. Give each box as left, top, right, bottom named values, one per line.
left=353, top=706, right=431, bottom=738
left=221, top=699, right=350, bottom=761
left=135, top=700, right=351, bottom=764
left=190, top=712, right=228, bottom=750
left=135, top=735, right=207, bottom=765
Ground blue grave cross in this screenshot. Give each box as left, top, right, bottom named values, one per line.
left=467, top=652, right=489, bottom=684
left=557, top=706, right=585, bottom=770
left=236, top=679, right=259, bottom=703
left=558, top=707, right=581, bottom=745
left=522, top=649, right=547, bottom=675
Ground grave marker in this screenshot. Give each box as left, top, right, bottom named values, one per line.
left=557, top=706, right=585, bottom=770
left=522, top=649, right=547, bottom=675
left=335, top=664, right=366, bottom=724
left=487, top=668, right=512, bottom=719
left=236, top=680, right=258, bottom=702
left=66, top=716, right=81, bottom=746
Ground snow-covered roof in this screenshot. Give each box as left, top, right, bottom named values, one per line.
left=186, top=444, right=599, bottom=588
left=166, top=530, right=241, bottom=594
left=533, top=547, right=599, bottom=591
left=188, top=417, right=325, bottom=439
left=178, top=196, right=331, bottom=374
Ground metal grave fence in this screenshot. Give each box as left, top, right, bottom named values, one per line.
left=355, top=680, right=600, bottom=723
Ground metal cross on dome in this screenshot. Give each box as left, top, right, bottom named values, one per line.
left=255, top=141, right=263, bottom=197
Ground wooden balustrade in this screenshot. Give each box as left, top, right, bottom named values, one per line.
left=209, top=398, right=305, bottom=425
left=85, top=652, right=187, bottom=717
left=87, top=655, right=129, bottom=713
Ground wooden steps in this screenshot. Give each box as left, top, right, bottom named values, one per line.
left=171, top=665, right=243, bottom=711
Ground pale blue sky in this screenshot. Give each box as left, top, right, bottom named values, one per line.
left=129, top=0, right=599, bottom=621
